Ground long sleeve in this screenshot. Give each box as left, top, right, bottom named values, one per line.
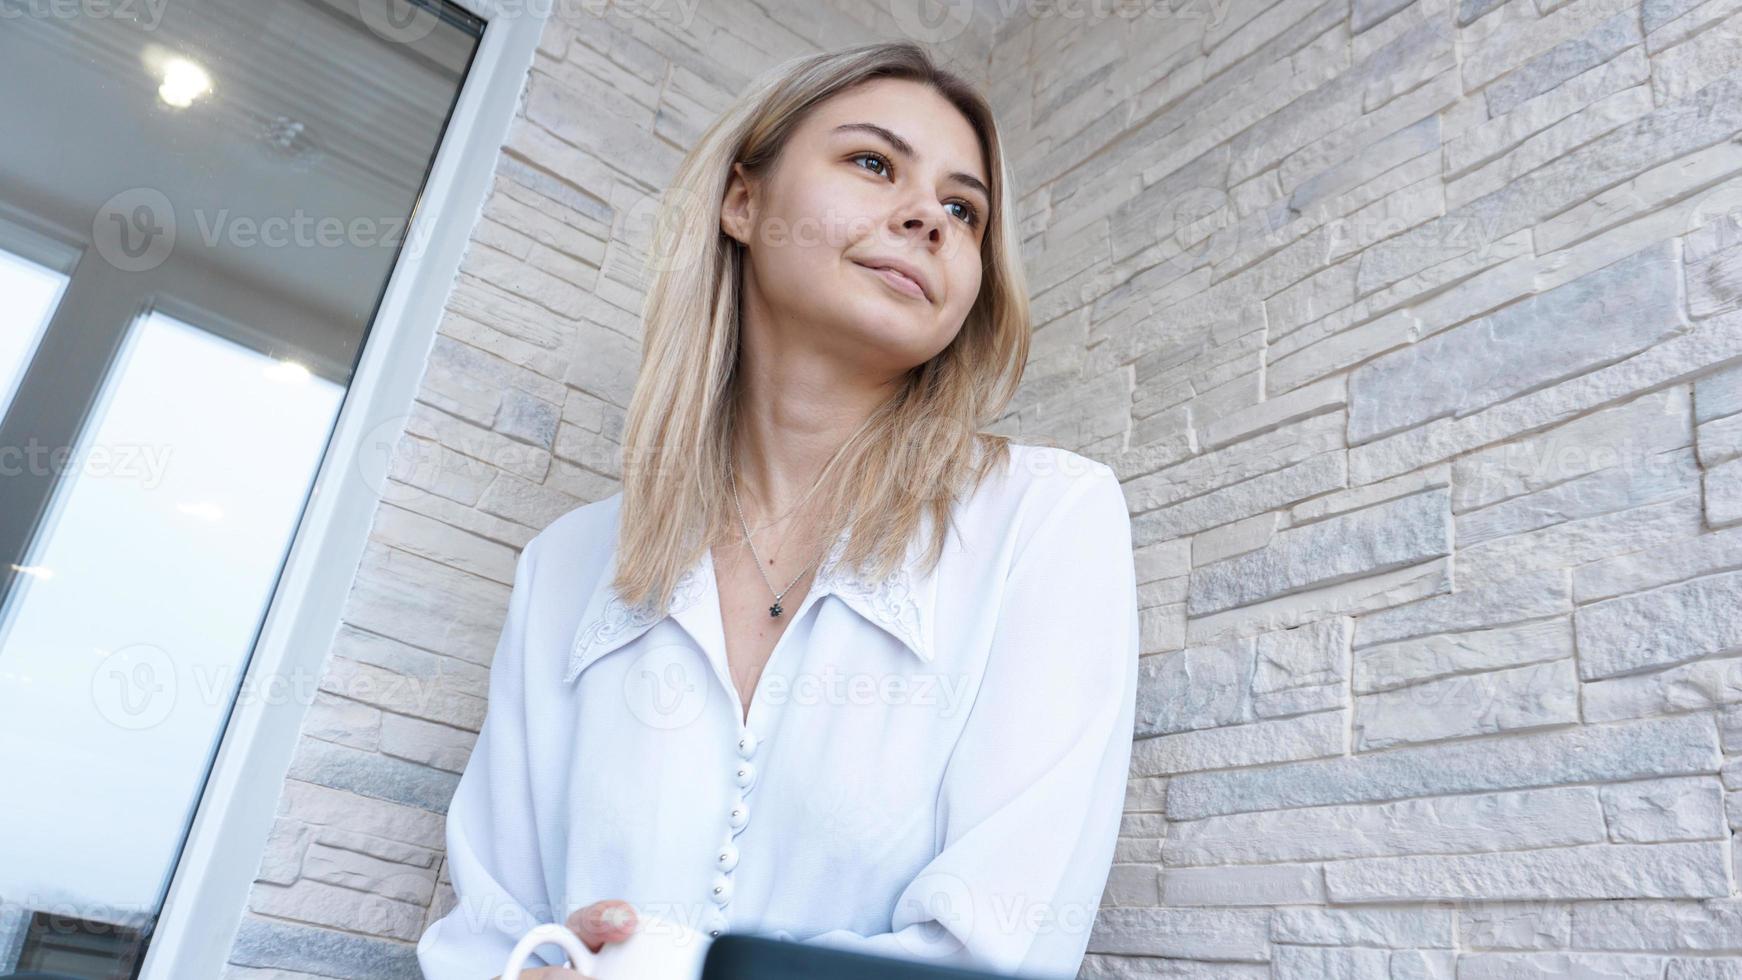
left=417, top=539, right=563, bottom=980
left=790, top=464, right=1140, bottom=979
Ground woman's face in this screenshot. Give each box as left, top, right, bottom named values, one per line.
left=721, top=77, right=990, bottom=373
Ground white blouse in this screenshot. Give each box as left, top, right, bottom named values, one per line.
left=415, top=444, right=1139, bottom=980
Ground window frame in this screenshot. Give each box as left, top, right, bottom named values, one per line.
left=118, top=2, right=551, bottom=976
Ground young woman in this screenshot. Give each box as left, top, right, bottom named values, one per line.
left=416, top=40, right=1139, bottom=980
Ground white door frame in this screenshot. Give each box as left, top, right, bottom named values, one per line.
left=139, top=2, right=550, bottom=976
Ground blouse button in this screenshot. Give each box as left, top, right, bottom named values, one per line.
left=710, top=929, right=722, bottom=938
left=728, top=801, right=749, bottom=829
left=734, top=761, right=756, bottom=788
left=716, top=841, right=740, bottom=871
left=736, top=731, right=759, bottom=758
left=711, top=873, right=734, bottom=904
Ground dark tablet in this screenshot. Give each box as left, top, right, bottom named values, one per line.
left=699, top=932, right=1048, bottom=980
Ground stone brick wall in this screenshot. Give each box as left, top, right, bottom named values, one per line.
left=985, top=0, right=1742, bottom=974
left=217, top=0, right=1742, bottom=975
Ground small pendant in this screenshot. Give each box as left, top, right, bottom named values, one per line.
left=769, top=601, right=782, bottom=617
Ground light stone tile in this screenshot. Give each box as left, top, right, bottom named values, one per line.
left=1324, top=841, right=1731, bottom=902
left=1389, top=948, right=1457, bottom=979
left=1355, top=618, right=1574, bottom=693
left=1187, top=556, right=1452, bottom=648
left=1192, top=511, right=1282, bottom=566
left=1582, top=653, right=1742, bottom=721
left=1454, top=447, right=1701, bottom=546
left=1460, top=0, right=1638, bottom=91
left=1161, top=862, right=1325, bottom=905
left=1697, top=413, right=1742, bottom=468
left=1454, top=492, right=1704, bottom=591
left=1166, top=714, right=1720, bottom=819
left=1444, top=48, right=1649, bottom=177
left=246, top=878, right=427, bottom=943
left=1354, top=567, right=1569, bottom=649
left=1352, top=658, right=1580, bottom=750
left=230, top=915, right=422, bottom=978
left=1347, top=309, right=1742, bottom=484
left=1166, top=786, right=1604, bottom=865
left=1600, top=776, right=1730, bottom=841
left=1449, top=386, right=1691, bottom=514
left=1460, top=900, right=1574, bottom=949
left=1131, top=709, right=1346, bottom=776
left=1572, top=521, right=1742, bottom=601
left=1272, top=943, right=1390, bottom=979
left=1448, top=84, right=1655, bottom=210
left=1270, top=906, right=1455, bottom=946
left=1349, top=241, right=1686, bottom=444
left=1575, top=564, right=1742, bottom=678
left=1457, top=952, right=1672, bottom=977
left=1188, top=489, right=1450, bottom=616
left=1570, top=897, right=1742, bottom=948
left=1484, top=9, right=1640, bottom=117
left=1087, top=907, right=1273, bottom=960
left=1707, top=455, right=1742, bottom=527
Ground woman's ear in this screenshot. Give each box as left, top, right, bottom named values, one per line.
left=720, top=161, right=754, bottom=246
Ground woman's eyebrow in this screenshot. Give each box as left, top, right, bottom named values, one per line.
left=832, top=122, right=991, bottom=203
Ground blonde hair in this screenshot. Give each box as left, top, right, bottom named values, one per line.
left=612, top=40, right=1032, bottom=613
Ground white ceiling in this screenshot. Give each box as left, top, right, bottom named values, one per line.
left=0, top=0, right=480, bottom=376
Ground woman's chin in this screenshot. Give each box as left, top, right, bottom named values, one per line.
left=841, top=320, right=950, bottom=369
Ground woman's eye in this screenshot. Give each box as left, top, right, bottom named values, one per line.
left=854, top=152, right=980, bottom=228
left=851, top=152, right=890, bottom=176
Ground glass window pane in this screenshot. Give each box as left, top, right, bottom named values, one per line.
left=0, top=249, right=66, bottom=424
left=0, top=309, right=346, bottom=929
left=0, top=1, right=485, bottom=974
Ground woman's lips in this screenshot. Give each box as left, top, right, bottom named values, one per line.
left=858, top=262, right=928, bottom=301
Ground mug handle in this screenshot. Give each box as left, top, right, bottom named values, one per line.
left=502, top=922, right=597, bottom=980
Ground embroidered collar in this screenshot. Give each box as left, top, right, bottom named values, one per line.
left=564, top=516, right=936, bottom=684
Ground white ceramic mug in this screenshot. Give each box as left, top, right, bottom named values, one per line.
left=501, top=913, right=711, bottom=980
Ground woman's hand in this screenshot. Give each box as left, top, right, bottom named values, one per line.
left=488, top=899, right=640, bottom=979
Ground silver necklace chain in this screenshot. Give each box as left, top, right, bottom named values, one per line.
left=727, top=456, right=833, bottom=618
